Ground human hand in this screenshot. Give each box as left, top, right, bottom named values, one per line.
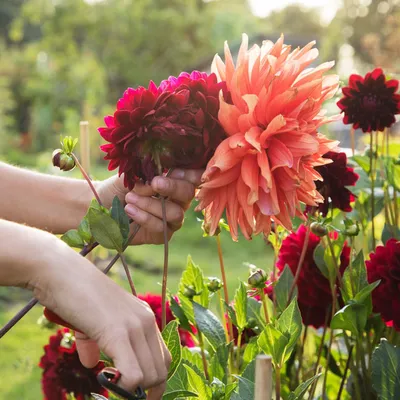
left=97, top=169, right=203, bottom=245
left=33, top=238, right=171, bottom=399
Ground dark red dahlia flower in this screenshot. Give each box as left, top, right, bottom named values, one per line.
left=337, top=68, right=400, bottom=133
left=138, top=293, right=195, bottom=347
left=313, top=151, right=359, bottom=216
left=366, top=239, right=400, bottom=330
left=99, top=71, right=229, bottom=189
left=39, top=329, right=107, bottom=400
left=276, top=225, right=350, bottom=328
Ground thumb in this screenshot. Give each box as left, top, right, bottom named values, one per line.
left=75, top=331, right=101, bottom=368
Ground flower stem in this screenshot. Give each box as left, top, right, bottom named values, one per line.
left=369, top=132, right=376, bottom=249
left=336, top=345, right=353, bottom=400
left=197, top=328, right=209, bottom=381
left=216, top=235, right=234, bottom=343
left=295, top=325, right=308, bottom=386
left=287, top=221, right=311, bottom=306
left=236, top=331, right=242, bottom=372
left=120, top=252, right=137, bottom=296
left=259, top=289, right=270, bottom=324
left=218, top=291, right=230, bottom=343
left=326, top=235, right=344, bottom=289
left=275, top=366, right=281, bottom=400
left=71, top=153, right=103, bottom=207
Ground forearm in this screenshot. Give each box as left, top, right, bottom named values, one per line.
left=0, top=162, right=122, bottom=233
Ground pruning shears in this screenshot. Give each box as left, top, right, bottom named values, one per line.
left=92, top=367, right=146, bottom=400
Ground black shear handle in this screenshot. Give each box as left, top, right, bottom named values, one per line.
left=97, top=367, right=146, bottom=400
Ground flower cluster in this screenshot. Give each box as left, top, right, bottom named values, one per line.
left=39, top=329, right=107, bottom=400
left=312, top=151, right=359, bottom=216
left=367, top=239, right=400, bottom=330
left=276, top=225, right=350, bottom=328
left=337, top=68, right=400, bottom=133
left=138, top=293, right=195, bottom=347
left=99, top=71, right=229, bottom=189
left=196, top=34, right=340, bottom=240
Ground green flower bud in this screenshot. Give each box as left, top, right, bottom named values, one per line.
left=201, top=220, right=221, bottom=237
left=207, top=277, right=223, bottom=293
left=247, top=317, right=257, bottom=329
left=363, top=146, right=378, bottom=159
left=60, top=331, right=75, bottom=349
left=37, top=315, right=56, bottom=330
left=211, top=378, right=225, bottom=399
left=343, top=220, right=360, bottom=237
left=248, top=269, right=267, bottom=289
left=52, top=149, right=76, bottom=171
left=183, top=285, right=197, bottom=299
left=310, top=221, right=328, bottom=237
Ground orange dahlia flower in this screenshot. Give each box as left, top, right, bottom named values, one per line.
left=196, top=34, right=340, bottom=240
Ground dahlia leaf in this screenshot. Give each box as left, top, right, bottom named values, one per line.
left=247, top=297, right=267, bottom=330
left=169, top=296, right=191, bottom=331
left=288, top=373, right=322, bottom=400
left=242, top=358, right=256, bottom=382
left=224, top=383, right=238, bottom=400
left=313, top=244, right=329, bottom=280
left=61, top=229, right=85, bottom=249
left=78, top=216, right=92, bottom=244
left=242, top=338, right=260, bottom=371
left=342, top=250, right=369, bottom=303
left=162, top=321, right=182, bottom=380
left=110, top=196, right=130, bottom=245
left=210, top=344, right=230, bottom=384
left=193, top=301, right=226, bottom=351
left=87, top=208, right=124, bottom=252
left=162, top=390, right=198, bottom=400
left=224, top=301, right=238, bottom=326
left=183, top=364, right=212, bottom=400
left=372, top=339, right=400, bottom=400
left=234, top=282, right=248, bottom=331
left=352, top=155, right=370, bottom=174
left=354, top=280, right=381, bottom=304
left=258, top=324, right=289, bottom=368
left=275, top=265, right=297, bottom=313
left=277, top=297, right=302, bottom=363
left=382, top=223, right=400, bottom=245
left=330, top=303, right=367, bottom=335
left=233, top=376, right=255, bottom=400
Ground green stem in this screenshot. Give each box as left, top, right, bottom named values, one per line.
left=275, top=365, right=281, bottom=400
left=369, top=132, right=376, bottom=249
left=218, top=291, right=230, bottom=344
left=336, top=345, right=353, bottom=400
left=259, top=289, right=270, bottom=324
left=295, top=325, right=308, bottom=386
left=357, top=337, right=370, bottom=400
left=236, top=331, right=242, bottom=373
left=119, top=252, right=137, bottom=296
left=326, top=235, right=343, bottom=289
left=349, top=237, right=355, bottom=295
left=197, top=329, right=209, bottom=381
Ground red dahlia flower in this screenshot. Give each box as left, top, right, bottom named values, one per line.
left=313, top=151, right=359, bottom=216
left=39, top=329, right=107, bottom=400
left=99, top=71, right=229, bottom=189
left=276, top=225, right=350, bottom=328
left=138, top=293, right=195, bottom=347
left=337, top=68, right=400, bottom=133
left=366, top=239, right=400, bottom=330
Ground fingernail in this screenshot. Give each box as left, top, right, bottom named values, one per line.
left=125, top=204, right=138, bottom=216
left=126, top=192, right=138, bottom=203
left=155, top=177, right=167, bottom=190
left=171, top=169, right=185, bottom=179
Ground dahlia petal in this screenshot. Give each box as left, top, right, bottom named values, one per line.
left=279, top=133, right=319, bottom=157
left=257, top=150, right=272, bottom=188
left=218, top=98, right=241, bottom=135
left=259, top=114, right=287, bottom=145
left=371, top=67, right=384, bottom=80
left=241, top=154, right=259, bottom=205
left=349, top=74, right=364, bottom=89
left=244, top=126, right=262, bottom=152
left=268, top=138, right=293, bottom=171
left=237, top=176, right=254, bottom=226
left=258, top=185, right=280, bottom=215
left=201, top=164, right=241, bottom=189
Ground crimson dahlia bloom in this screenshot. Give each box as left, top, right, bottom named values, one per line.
left=99, top=71, right=228, bottom=189
left=138, top=293, right=195, bottom=347
left=39, top=329, right=107, bottom=400
left=313, top=151, right=359, bottom=216
left=337, top=68, right=400, bottom=133
left=366, top=239, right=400, bottom=330
left=276, top=225, right=350, bottom=328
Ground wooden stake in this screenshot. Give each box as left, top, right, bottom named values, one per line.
left=79, top=121, right=91, bottom=175
left=255, top=355, right=273, bottom=400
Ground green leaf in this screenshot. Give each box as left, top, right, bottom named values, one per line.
left=354, top=280, right=381, bottom=304
left=313, top=244, right=329, bottom=279
left=184, top=365, right=212, bottom=400
left=224, top=383, right=238, bottom=400
left=277, top=297, right=302, bottom=362
left=110, top=196, right=130, bottom=245
left=342, top=250, right=368, bottom=302
left=324, top=236, right=344, bottom=285
left=209, top=344, right=230, bottom=384
left=382, top=223, right=400, bottom=245
left=87, top=208, right=124, bottom=252
left=162, top=390, right=198, bottom=400
left=178, top=256, right=209, bottom=323
left=234, top=282, right=248, bottom=331
left=386, top=159, right=400, bottom=190
left=372, top=339, right=400, bottom=400
left=235, top=377, right=255, bottom=400
left=247, top=297, right=269, bottom=330
left=182, top=347, right=204, bottom=377
left=352, top=155, right=370, bottom=174
left=242, top=358, right=256, bottom=382
left=193, top=302, right=226, bottom=351
left=288, top=373, right=322, bottom=400
left=224, top=301, right=238, bottom=327
left=258, top=324, right=289, bottom=367
left=78, top=216, right=92, bottom=243
left=89, top=198, right=102, bottom=210
left=162, top=321, right=182, bottom=379
left=169, top=296, right=192, bottom=332
left=275, top=265, right=296, bottom=313
left=61, top=229, right=85, bottom=248
left=165, top=362, right=189, bottom=394
left=242, top=338, right=259, bottom=370
left=330, top=303, right=368, bottom=335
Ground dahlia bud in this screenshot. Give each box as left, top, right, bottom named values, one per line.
left=201, top=220, right=221, bottom=237
left=52, top=149, right=76, bottom=171
left=248, top=269, right=267, bottom=289
left=310, top=221, right=328, bottom=237
left=211, top=378, right=225, bottom=399
left=183, top=285, right=198, bottom=299
left=363, top=146, right=378, bottom=159
left=60, top=331, right=75, bottom=349
left=207, top=277, right=223, bottom=293
left=343, top=219, right=360, bottom=237
left=247, top=317, right=257, bottom=329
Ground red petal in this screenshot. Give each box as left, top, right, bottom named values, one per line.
left=43, top=308, right=82, bottom=333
